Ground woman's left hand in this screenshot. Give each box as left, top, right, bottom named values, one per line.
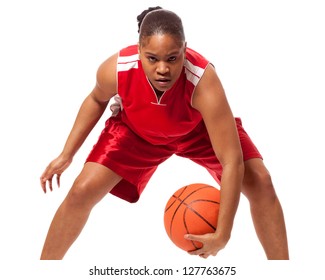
left=185, top=232, right=229, bottom=259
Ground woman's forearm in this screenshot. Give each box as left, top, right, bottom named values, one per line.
left=60, top=94, right=109, bottom=160
left=215, top=161, right=244, bottom=241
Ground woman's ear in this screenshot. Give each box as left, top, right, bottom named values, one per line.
left=137, top=42, right=141, bottom=58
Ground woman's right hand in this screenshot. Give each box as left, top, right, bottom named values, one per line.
left=40, top=155, right=72, bottom=193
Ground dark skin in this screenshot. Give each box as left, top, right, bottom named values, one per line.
left=138, top=34, right=244, bottom=257
left=40, top=33, right=288, bottom=260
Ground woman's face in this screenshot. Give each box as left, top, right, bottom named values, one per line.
left=139, top=34, right=186, bottom=93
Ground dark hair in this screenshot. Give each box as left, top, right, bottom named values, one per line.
left=137, top=6, right=163, bottom=32
left=137, top=7, right=185, bottom=45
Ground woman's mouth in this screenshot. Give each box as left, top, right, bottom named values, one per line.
left=156, top=78, right=171, bottom=88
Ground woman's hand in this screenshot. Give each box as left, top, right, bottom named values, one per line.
left=40, top=155, right=72, bottom=193
left=185, top=232, right=229, bottom=259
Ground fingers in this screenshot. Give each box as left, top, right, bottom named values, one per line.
left=188, top=248, right=218, bottom=259
left=185, top=234, right=219, bottom=259
left=40, top=177, right=47, bottom=193
left=49, top=177, right=53, bottom=192
left=40, top=175, right=53, bottom=193
left=39, top=156, right=71, bottom=193
left=185, top=234, right=203, bottom=242
left=188, top=249, right=210, bottom=259
left=56, top=174, right=61, bottom=188
left=185, top=234, right=205, bottom=246
left=200, top=254, right=209, bottom=259
left=187, top=247, right=207, bottom=257
left=40, top=170, right=61, bottom=193
left=185, top=234, right=208, bottom=258
left=40, top=166, right=50, bottom=193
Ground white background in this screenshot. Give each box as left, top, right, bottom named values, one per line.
left=1, top=0, right=324, bottom=278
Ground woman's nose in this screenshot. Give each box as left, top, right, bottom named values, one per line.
left=156, top=62, right=169, bottom=74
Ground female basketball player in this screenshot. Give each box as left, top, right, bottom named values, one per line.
left=40, top=7, right=289, bottom=260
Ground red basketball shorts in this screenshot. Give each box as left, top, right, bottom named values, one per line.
left=86, top=113, right=262, bottom=203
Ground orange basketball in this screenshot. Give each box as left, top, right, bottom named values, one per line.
left=164, top=183, right=220, bottom=252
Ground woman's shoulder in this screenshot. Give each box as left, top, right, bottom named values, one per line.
left=119, top=44, right=139, bottom=57
left=95, top=52, right=119, bottom=96
left=185, top=47, right=210, bottom=69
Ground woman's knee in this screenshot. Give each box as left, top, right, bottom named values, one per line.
left=65, top=171, right=114, bottom=210
left=64, top=163, right=122, bottom=209
left=64, top=178, right=97, bottom=209
left=242, top=159, right=277, bottom=203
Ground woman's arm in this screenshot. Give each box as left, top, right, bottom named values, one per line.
left=187, top=64, right=245, bottom=257
left=40, top=53, right=118, bottom=193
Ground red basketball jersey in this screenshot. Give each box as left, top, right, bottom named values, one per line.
left=114, top=45, right=209, bottom=145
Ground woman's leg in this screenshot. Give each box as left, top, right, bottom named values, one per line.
left=40, top=162, right=122, bottom=260
left=241, top=158, right=289, bottom=260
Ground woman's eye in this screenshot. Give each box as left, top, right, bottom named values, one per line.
left=148, top=57, right=157, bottom=62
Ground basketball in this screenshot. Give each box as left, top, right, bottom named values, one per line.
left=164, top=183, right=220, bottom=252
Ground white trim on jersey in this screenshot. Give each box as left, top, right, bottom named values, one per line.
left=117, top=61, right=138, bottom=71
left=118, top=54, right=139, bottom=63
left=117, top=54, right=139, bottom=71
left=184, top=59, right=205, bottom=86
